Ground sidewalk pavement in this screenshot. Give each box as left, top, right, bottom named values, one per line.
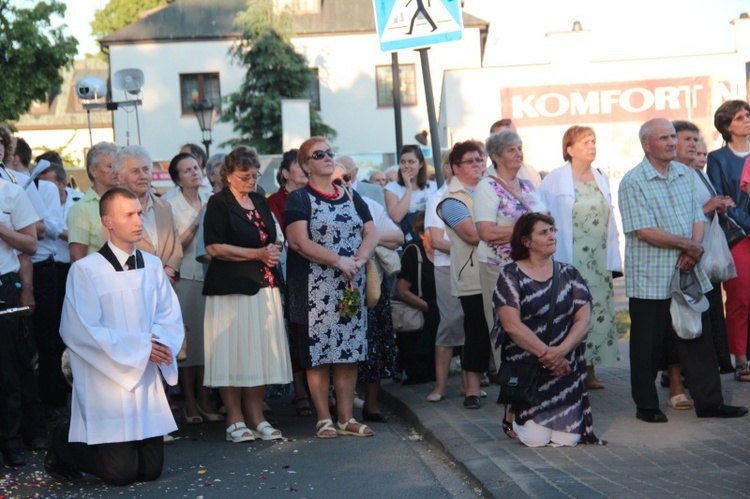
left=381, top=339, right=750, bottom=498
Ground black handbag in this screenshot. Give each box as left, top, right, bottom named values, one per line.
left=695, top=169, right=747, bottom=247
left=496, top=261, right=559, bottom=406
left=718, top=213, right=746, bottom=248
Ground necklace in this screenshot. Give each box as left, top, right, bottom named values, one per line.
left=236, top=195, right=253, bottom=210
left=307, top=183, right=339, bottom=200
left=495, top=174, right=521, bottom=192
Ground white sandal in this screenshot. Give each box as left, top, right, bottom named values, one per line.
left=226, top=422, right=254, bottom=443
left=337, top=418, right=374, bottom=437
left=315, top=419, right=338, bottom=439
left=252, top=421, right=282, bottom=441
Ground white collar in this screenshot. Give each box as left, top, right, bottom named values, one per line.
left=107, top=241, right=136, bottom=269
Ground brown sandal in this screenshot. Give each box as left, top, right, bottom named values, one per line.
left=735, top=364, right=750, bottom=382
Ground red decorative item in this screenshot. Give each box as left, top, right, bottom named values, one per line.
left=307, top=183, right=339, bottom=200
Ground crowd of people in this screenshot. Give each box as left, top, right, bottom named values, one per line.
left=1, top=99, right=749, bottom=483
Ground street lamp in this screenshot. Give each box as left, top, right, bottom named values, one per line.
left=192, top=98, right=217, bottom=156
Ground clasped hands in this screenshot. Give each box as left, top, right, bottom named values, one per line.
left=335, top=256, right=365, bottom=279
left=538, top=346, right=571, bottom=377
left=259, top=243, right=281, bottom=267
left=676, top=240, right=704, bottom=272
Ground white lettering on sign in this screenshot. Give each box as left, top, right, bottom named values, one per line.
left=501, top=77, right=711, bottom=125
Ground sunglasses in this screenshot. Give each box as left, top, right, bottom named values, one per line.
left=308, top=149, right=335, bottom=161
left=332, top=173, right=352, bottom=186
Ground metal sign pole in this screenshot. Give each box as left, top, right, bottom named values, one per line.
left=418, top=47, right=444, bottom=186
left=391, top=52, right=404, bottom=156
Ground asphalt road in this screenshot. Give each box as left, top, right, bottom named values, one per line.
left=2, top=394, right=483, bottom=498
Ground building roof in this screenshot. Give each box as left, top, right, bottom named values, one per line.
left=16, top=58, right=113, bottom=131
left=100, top=0, right=488, bottom=45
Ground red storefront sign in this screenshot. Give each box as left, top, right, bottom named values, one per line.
left=501, top=77, right=712, bottom=126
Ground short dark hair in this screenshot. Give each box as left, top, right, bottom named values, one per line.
left=448, top=140, right=484, bottom=174
left=714, top=100, right=750, bottom=142
left=14, top=138, right=32, bottom=167
left=397, top=144, right=428, bottom=189
left=168, top=152, right=197, bottom=184
left=221, top=145, right=260, bottom=185
left=489, top=118, right=513, bottom=134
left=276, top=149, right=299, bottom=187
left=181, top=143, right=207, bottom=167
left=40, top=162, right=67, bottom=183
left=99, top=187, right=138, bottom=217
left=35, top=150, right=63, bottom=166
left=672, top=120, right=700, bottom=135
left=509, top=212, right=556, bottom=261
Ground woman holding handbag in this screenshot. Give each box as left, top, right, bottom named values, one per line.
left=494, top=212, right=603, bottom=447
left=395, top=213, right=437, bottom=386
left=706, top=100, right=750, bottom=382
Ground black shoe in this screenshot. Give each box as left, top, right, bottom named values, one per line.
left=362, top=411, right=388, bottom=423
left=635, top=408, right=668, bottom=423
left=44, top=427, right=83, bottom=481
left=2, top=448, right=26, bottom=468
left=25, top=436, right=48, bottom=451
left=696, top=404, right=749, bottom=418
left=719, top=364, right=735, bottom=375
left=463, top=395, right=481, bottom=409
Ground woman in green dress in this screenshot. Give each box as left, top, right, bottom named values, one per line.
left=539, top=126, right=622, bottom=389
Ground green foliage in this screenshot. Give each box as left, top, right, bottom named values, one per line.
left=0, top=1, right=78, bottom=122
left=221, top=28, right=336, bottom=154
left=38, top=135, right=80, bottom=167
left=233, top=0, right=295, bottom=46
left=90, top=0, right=172, bottom=39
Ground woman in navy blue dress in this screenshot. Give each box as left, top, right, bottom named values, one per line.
left=494, top=213, right=604, bottom=447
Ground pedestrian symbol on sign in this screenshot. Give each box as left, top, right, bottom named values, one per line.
left=406, top=0, right=437, bottom=35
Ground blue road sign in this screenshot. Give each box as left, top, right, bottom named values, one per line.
left=372, top=0, right=463, bottom=52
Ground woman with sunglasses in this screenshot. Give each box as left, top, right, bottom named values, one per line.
left=385, top=145, right=438, bottom=239
left=203, top=146, right=292, bottom=443
left=285, top=137, right=379, bottom=438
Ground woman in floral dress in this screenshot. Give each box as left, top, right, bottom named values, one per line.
left=539, top=126, right=622, bottom=389
left=285, top=137, right=378, bottom=439
left=475, top=131, right=547, bottom=368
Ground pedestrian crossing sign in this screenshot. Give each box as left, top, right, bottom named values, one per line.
left=372, top=0, right=464, bottom=52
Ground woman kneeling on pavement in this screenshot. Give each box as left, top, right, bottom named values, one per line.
left=494, top=213, right=605, bottom=447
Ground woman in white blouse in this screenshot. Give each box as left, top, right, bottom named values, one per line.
left=385, top=145, right=437, bottom=238
left=539, top=126, right=621, bottom=390
left=167, top=152, right=223, bottom=424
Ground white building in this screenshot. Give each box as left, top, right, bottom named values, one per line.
left=99, top=0, right=488, bottom=162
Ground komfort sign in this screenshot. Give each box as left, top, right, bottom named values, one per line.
left=501, top=77, right=712, bottom=126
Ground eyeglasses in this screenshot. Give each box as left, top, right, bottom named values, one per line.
left=233, top=173, right=260, bottom=182
left=308, top=149, right=335, bottom=161
left=460, top=157, right=485, bottom=165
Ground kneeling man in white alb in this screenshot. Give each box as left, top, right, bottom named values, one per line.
left=45, top=187, right=184, bottom=485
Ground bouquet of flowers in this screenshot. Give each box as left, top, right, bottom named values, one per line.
left=338, top=281, right=361, bottom=318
